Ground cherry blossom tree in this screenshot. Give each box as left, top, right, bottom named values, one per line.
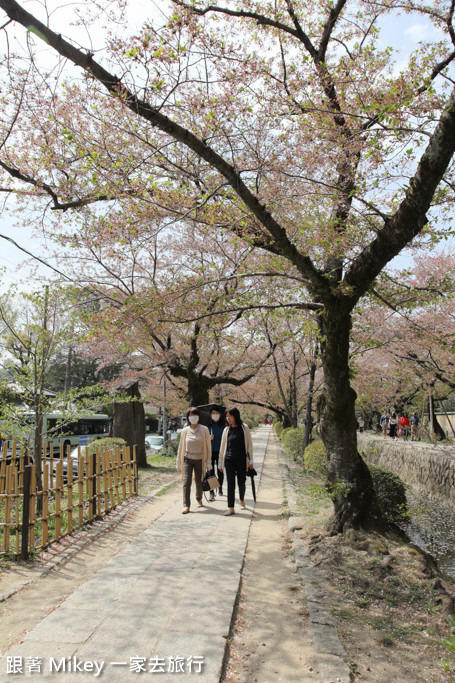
left=353, top=249, right=455, bottom=436
left=48, top=214, right=279, bottom=407
left=233, top=311, right=322, bottom=433
left=1, top=0, right=455, bottom=530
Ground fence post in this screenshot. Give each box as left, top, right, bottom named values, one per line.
left=21, top=465, right=32, bottom=561
left=88, top=452, right=97, bottom=520
left=133, top=445, right=138, bottom=495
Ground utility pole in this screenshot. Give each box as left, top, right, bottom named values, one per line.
left=64, top=345, right=73, bottom=393
left=162, top=375, right=167, bottom=440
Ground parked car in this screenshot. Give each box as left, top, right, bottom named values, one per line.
left=145, top=435, right=164, bottom=453
left=51, top=438, right=128, bottom=482
left=1, top=450, right=34, bottom=467
left=51, top=447, right=86, bottom=480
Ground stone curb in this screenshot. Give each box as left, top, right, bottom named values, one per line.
left=275, top=435, right=353, bottom=683
left=0, top=478, right=179, bottom=604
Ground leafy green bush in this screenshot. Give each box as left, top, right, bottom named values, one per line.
left=280, top=426, right=292, bottom=442
left=303, top=439, right=327, bottom=476
left=441, top=614, right=455, bottom=674
left=244, top=415, right=262, bottom=428
left=367, top=462, right=408, bottom=523
left=85, top=437, right=126, bottom=454
left=162, top=438, right=179, bottom=458
left=282, top=427, right=307, bottom=461
left=301, top=442, right=407, bottom=522
left=274, top=421, right=283, bottom=436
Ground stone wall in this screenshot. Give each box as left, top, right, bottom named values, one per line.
left=357, top=434, right=455, bottom=506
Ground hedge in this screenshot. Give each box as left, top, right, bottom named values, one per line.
left=274, top=421, right=283, bottom=436
left=296, top=438, right=408, bottom=523
left=281, top=427, right=307, bottom=461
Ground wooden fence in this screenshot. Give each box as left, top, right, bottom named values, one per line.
left=0, top=443, right=138, bottom=560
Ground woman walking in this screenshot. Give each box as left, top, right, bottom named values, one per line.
left=219, top=407, right=254, bottom=516
left=388, top=412, right=398, bottom=440
left=176, top=407, right=211, bottom=514
left=208, top=407, right=225, bottom=502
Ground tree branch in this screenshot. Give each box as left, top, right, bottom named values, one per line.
left=0, top=0, right=328, bottom=296
left=345, top=87, right=455, bottom=302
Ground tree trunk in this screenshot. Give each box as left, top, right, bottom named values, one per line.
left=303, top=357, right=317, bottom=449
left=113, top=380, right=146, bottom=466
left=187, top=379, right=210, bottom=407
left=319, top=303, right=380, bottom=533
left=289, top=353, right=299, bottom=428
left=428, top=392, right=446, bottom=441
left=34, top=412, right=43, bottom=516
left=282, top=414, right=293, bottom=428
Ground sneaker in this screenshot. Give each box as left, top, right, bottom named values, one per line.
left=223, top=509, right=235, bottom=516
left=182, top=507, right=190, bottom=514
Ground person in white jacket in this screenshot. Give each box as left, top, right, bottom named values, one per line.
left=218, top=407, right=254, bottom=516
left=176, top=407, right=211, bottom=514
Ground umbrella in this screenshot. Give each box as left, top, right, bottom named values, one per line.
left=246, top=467, right=258, bottom=502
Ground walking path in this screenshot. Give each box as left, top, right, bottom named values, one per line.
left=0, top=427, right=351, bottom=683
left=222, top=430, right=351, bottom=683
left=0, top=430, right=268, bottom=683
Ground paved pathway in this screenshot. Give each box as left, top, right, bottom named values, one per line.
left=0, top=428, right=269, bottom=683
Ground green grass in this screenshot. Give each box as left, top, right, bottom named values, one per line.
left=367, top=615, right=420, bottom=643
left=332, top=606, right=355, bottom=622
left=155, top=482, right=177, bottom=496
left=137, top=452, right=178, bottom=496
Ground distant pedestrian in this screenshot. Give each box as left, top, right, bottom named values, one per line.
left=219, top=407, right=254, bottom=516
left=410, top=412, right=420, bottom=441
left=208, top=407, right=225, bottom=502
left=176, top=407, right=211, bottom=514
left=380, top=412, right=389, bottom=439
left=401, top=413, right=411, bottom=440
left=389, top=413, right=398, bottom=440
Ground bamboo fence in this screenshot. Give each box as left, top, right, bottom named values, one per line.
left=0, top=442, right=138, bottom=560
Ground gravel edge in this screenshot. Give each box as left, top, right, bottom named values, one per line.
left=276, top=434, right=354, bottom=683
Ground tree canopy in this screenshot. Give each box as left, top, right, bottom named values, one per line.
left=1, top=0, right=454, bottom=530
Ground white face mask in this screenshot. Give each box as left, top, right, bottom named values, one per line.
left=188, top=415, right=199, bottom=425
left=211, top=413, right=220, bottom=422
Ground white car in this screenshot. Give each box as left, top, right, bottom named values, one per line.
left=51, top=446, right=87, bottom=479
left=145, top=435, right=164, bottom=453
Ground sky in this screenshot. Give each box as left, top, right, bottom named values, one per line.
left=0, top=216, right=63, bottom=291
left=0, top=1, right=452, bottom=290
left=0, top=0, right=163, bottom=292
left=0, top=219, right=43, bottom=290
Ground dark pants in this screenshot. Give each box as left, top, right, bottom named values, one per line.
left=183, top=457, right=203, bottom=508
left=211, top=451, right=224, bottom=491
left=225, top=457, right=246, bottom=508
